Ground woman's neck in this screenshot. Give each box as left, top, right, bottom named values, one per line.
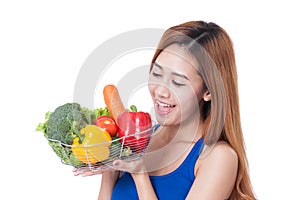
left=152, top=118, right=204, bottom=151
left=144, top=118, right=204, bottom=173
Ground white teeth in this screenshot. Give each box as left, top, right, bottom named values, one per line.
left=157, top=101, right=175, bottom=108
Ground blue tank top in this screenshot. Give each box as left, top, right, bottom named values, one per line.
left=111, top=137, right=204, bottom=200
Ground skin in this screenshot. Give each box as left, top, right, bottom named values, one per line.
left=74, top=44, right=238, bottom=200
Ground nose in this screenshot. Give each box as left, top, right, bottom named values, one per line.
left=155, top=84, right=170, bottom=99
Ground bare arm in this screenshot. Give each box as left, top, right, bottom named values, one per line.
left=186, top=142, right=238, bottom=200
left=98, top=170, right=120, bottom=200
left=131, top=173, right=158, bottom=200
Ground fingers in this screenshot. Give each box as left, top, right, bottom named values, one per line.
left=112, top=159, right=145, bottom=173
left=73, top=158, right=146, bottom=176
left=112, top=160, right=129, bottom=171
left=73, top=166, right=106, bottom=177
left=73, top=168, right=93, bottom=176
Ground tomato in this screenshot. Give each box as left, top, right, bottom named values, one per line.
left=94, top=116, right=118, bottom=137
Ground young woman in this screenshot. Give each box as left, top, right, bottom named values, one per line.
left=75, top=21, right=256, bottom=200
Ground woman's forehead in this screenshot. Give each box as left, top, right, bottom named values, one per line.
left=155, top=44, right=199, bottom=77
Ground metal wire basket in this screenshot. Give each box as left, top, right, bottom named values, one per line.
left=46, top=123, right=159, bottom=171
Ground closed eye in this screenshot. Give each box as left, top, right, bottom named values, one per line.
left=172, top=80, right=186, bottom=86
left=152, top=72, right=162, bottom=77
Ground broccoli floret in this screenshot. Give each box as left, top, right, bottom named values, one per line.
left=36, top=102, right=112, bottom=167
left=46, top=103, right=97, bottom=144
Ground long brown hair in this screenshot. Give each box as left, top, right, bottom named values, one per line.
left=150, top=21, right=256, bottom=200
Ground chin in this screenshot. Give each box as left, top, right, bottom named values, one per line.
left=155, top=115, right=179, bottom=127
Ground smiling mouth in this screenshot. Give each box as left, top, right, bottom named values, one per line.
left=156, top=100, right=176, bottom=115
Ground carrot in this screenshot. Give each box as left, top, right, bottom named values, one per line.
left=103, top=84, right=125, bottom=121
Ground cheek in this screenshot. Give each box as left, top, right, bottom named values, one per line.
left=148, top=84, right=155, bottom=98
left=178, top=85, right=199, bottom=102
left=177, top=88, right=201, bottom=114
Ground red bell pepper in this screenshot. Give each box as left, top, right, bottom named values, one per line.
left=117, top=105, right=152, bottom=152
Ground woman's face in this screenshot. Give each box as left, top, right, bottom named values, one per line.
left=148, top=44, right=208, bottom=126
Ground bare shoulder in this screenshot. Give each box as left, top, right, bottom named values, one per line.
left=200, top=141, right=237, bottom=169
left=195, top=141, right=238, bottom=174
left=188, top=142, right=238, bottom=199
left=208, top=141, right=238, bottom=163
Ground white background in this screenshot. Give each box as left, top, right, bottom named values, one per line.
left=1, top=0, right=299, bottom=199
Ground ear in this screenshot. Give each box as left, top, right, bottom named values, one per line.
left=203, top=91, right=211, bottom=102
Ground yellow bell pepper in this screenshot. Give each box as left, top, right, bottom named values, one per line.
left=72, top=125, right=112, bottom=164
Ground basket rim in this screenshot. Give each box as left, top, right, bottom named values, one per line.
left=47, top=121, right=158, bottom=148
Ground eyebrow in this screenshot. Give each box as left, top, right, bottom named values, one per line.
left=153, top=62, right=189, bottom=80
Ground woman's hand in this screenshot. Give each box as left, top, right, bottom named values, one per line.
left=111, top=157, right=146, bottom=174
left=73, top=165, right=112, bottom=177
left=72, top=156, right=146, bottom=177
